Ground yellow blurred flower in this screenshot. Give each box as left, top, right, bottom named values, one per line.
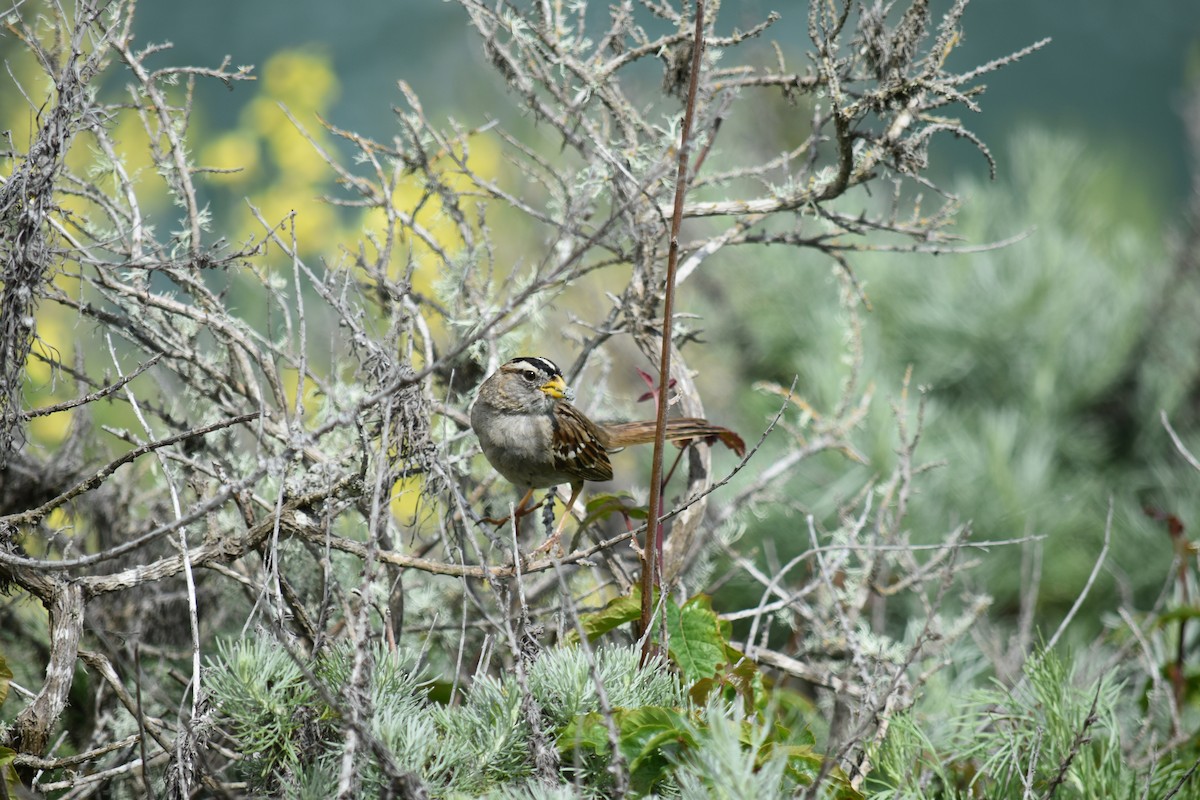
left=261, top=50, right=339, bottom=114
left=245, top=95, right=331, bottom=185
left=251, top=185, right=339, bottom=250
left=391, top=475, right=430, bottom=524
left=25, top=310, right=74, bottom=445
left=29, top=413, right=71, bottom=446
left=279, top=367, right=322, bottom=424
left=201, top=131, right=262, bottom=186
left=25, top=310, right=72, bottom=387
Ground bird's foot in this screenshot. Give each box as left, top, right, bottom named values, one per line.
left=532, top=531, right=564, bottom=557
left=483, top=492, right=543, bottom=530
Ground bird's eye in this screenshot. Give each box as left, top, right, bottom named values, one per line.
left=521, top=369, right=538, bottom=382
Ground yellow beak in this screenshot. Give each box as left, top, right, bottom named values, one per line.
left=539, top=375, right=569, bottom=399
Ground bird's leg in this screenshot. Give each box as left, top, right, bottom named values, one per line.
left=483, top=487, right=537, bottom=531
left=534, top=482, right=583, bottom=556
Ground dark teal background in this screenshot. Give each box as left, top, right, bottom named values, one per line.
left=133, top=2, right=1200, bottom=199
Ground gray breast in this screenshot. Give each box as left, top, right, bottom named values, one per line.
left=472, top=405, right=565, bottom=490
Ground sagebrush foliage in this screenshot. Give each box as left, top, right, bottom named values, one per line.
left=868, top=649, right=1198, bottom=798
left=206, top=641, right=826, bottom=798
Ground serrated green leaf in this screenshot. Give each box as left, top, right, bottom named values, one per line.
left=727, top=645, right=767, bottom=712
left=689, top=653, right=768, bottom=715
left=567, top=588, right=645, bottom=644
left=667, top=595, right=727, bottom=683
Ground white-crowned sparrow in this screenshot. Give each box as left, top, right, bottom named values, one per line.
left=470, top=355, right=745, bottom=553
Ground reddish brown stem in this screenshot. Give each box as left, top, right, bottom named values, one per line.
left=640, top=0, right=707, bottom=663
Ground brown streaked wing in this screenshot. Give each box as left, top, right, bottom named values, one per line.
left=552, top=402, right=614, bottom=482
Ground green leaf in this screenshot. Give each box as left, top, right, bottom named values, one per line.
left=561, top=706, right=697, bottom=795
left=719, top=645, right=767, bottom=712
left=0, top=654, right=10, bottom=707
left=689, top=649, right=775, bottom=720
left=1153, top=607, right=1200, bottom=626
left=619, top=706, right=696, bottom=793
left=425, top=679, right=455, bottom=705
left=558, top=711, right=613, bottom=757
left=766, top=742, right=823, bottom=785
left=824, top=763, right=867, bottom=800
left=583, top=493, right=648, bottom=522
left=667, top=595, right=727, bottom=684
left=0, top=746, right=19, bottom=795
left=567, top=587, right=646, bottom=644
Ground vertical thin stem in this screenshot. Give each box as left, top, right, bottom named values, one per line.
left=640, top=0, right=707, bottom=661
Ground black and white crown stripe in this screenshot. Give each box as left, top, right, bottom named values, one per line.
left=507, top=356, right=561, bottom=378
